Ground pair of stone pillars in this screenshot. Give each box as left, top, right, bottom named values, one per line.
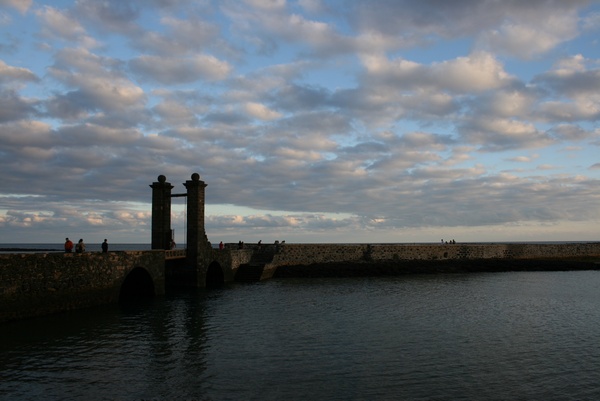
left=150, top=173, right=209, bottom=262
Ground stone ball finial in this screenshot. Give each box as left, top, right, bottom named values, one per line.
left=158, top=175, right=166, bottom=183
left=191, top=173, right=200, bottom=181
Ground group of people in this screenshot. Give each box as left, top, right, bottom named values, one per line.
left=217, top=239, right=286, bottom=252
left=441, top=239, right=457, bottom=244
left=64, top=238, right=109, bottom=253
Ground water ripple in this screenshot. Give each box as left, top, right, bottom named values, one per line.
left=3, top=272, right=600, bottom=400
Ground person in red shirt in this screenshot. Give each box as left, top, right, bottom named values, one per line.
left=64, top=238, right=74, bottom=253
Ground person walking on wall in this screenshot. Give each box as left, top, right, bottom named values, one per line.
left=219, top=241, right=224, bottom=250
left=76, top=239, right=85, bottom=253
left=64, top=238, right=73, bottom=253
left=101, top=239, right=108, bottom=253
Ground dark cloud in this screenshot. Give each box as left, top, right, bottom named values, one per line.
left=0, top=90, right=37, bottom=122
left=0, top=60, right=39, bottom=83
left=534, top=68, right=600, bottom=97
left=129, top=54, right=231, bottom=84
left=72, top=0, right=144, bottom=35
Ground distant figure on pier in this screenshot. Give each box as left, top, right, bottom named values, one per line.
left=170, top=239, right=176, bottom=249
left=76, top=239, right=85, bottom=253
left=101, top=239, right=108, bottom=253
left=219, top=241, right=224, bottom=250
left=257, top=240, right=262, bottom=251
left=238, top=241, right=244, bottom=249
left=64, top=238, right=73, bottom=253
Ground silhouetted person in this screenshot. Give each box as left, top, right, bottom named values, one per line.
left=76, top=239, right=85, bottom=253
left=101, top=239, right=108, bottom=253
left=64, top=238, right=73, bottom=253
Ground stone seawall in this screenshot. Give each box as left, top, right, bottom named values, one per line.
left=263, top=243, right=600, bottom=278
left=0, top=251, right=165, bottom=322
left=3, top=243, right=600, bottom=322
left=268, top=242, right=600, bottom=265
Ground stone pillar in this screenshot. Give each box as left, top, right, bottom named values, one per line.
left=150, top=175, right=173, bottom=250
left=184, top=173, right=209, bottom=263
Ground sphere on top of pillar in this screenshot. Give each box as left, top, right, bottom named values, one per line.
left=191, top=172, right=200, bottom=181
left=158, top=175, right=166, bottom=183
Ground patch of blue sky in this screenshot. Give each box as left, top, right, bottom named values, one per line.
left=503, top=57, right=556, bottom=82
left=0, top=13, right=42, bottom=67
left=233, top=40, right=304, bottom=77
left=298, top=57, right=360, bottom=91
left=562, top=144, right=600, bottom=173
left=395, top=119, right=443, bottom=136
left=394, top=37, right=473, bottom=64
left=495, top=144, right=590, bottom=178
left=561, top=30, right=600, bottom=61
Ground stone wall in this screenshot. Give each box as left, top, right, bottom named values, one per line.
left=267, top=243, right=600, bottom=267
left=3, top=242, right=600, bottom=322
left=264, top=243, right=600, bottom=278
left=0, top=251, right=165, bottom=322
left=204, top=248, right=253, bottom=283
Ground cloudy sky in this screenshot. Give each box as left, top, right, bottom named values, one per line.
left=1, top=0, right=600, bottom=245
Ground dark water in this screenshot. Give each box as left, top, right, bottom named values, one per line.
left=2, top=271, right=600, bottom=400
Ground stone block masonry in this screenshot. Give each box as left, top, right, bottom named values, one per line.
left=2, top=242, right=600, bottom=322
left=0, top=251, right=165, bottom=323
left=263, top=242, right=600, bottom=278
left=268, top=242, right=600, bottom=265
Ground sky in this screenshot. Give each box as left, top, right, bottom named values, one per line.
left=1, top=0, right=600, bottom=245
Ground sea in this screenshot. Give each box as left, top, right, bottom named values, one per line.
left=2, top=245, right=600, bottom=400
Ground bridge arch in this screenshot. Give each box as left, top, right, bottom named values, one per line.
left=119, top=266, right=155, bottom=302
left=206, top=261, right=224, bottom=288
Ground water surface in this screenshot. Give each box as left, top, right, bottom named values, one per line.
left=2, top=271, right=600, bottom=400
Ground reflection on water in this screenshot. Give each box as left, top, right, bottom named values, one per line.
left=2, top=271, right=600, bottom=400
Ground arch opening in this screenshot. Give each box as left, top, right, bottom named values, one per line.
left=119, top=267, right=155, bottom=302
left=206, top=261, right=224, bottom=288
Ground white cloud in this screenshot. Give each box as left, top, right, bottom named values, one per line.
left=361, top=52, right=514, bottom=93
left=245, top=102, right=282, bottom=120
left=478, top=13, right=579, bottom=58
left=462, top=117, right=553, bottom=151
left=133, top=16, right=220, bottom=56
left=0, top=0, right=32, bottom=13
left=431, top=52, right=514, bottom=92
left=244, top=0, right=286, bottom=10
left=35, top=6, right=85, bottom=40
left=130, top=54, right=231, bottom=84
left=0, top=120, right=52, bottom=147
left=153, top=99, right=198, bottom=126
left=0, top=60, right=38, bottom=83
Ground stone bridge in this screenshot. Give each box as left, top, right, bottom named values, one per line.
left=0, top=250, right=165, bottom=322
left=2, top=172, right=599, bottom=323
